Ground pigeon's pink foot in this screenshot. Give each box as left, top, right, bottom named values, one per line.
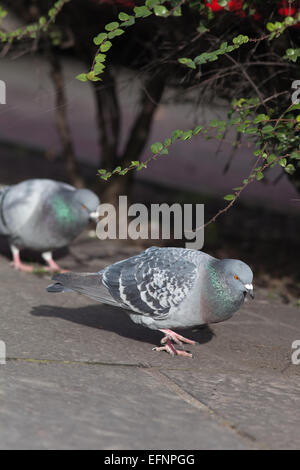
left=152, top=339, right=193, bottom=358
left=42, top=252, right=69, bottom=273
left=153, top=329, right=196, bottom=358
left=159, top=329, right=196, bottom=346
left=10, top=259, right=34, bottom=273
left=10, top=246, right=34, bottom=273
left=44, top=263, right=69, bottom=274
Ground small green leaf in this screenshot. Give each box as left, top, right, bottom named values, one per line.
left=224, top=194, right=235, bottom=201
left=95, top=53, right=106, bottom=62
left=209, top=119, right=219, bottom=128
left=112, top=166, right=122, bottom=174
left=291, top=151, right=300, bottom=160
left=150, top=142, right=164, bottom=154
left=171, top=129, right=183, bottom=142
left=181, top=130, right=193, bottom=140
left=267, top=154, right=276, bottom=164
left=108, top=29, right=125, bottom=39
left=285, top=164, right=296, bottom=175
left=253, top=114, right=270, bottom=124
left=105, top=22, right=119, bottom=32
left=100, top=41, right=112, bottom=52
left=261, top=124, right=274, bottom=134
left=93, top=33, right=107, bottom=45
left=289, top=104, right=300, bottom=112
left=113, top=28, right=125, bottom=36
left=173, top=6, right=182, bottom=16
left=94, top=63, right=105, bottom=74
left=193, top=125, right=204, bottom=135
left=87, top=71, right=96, bottom=80
left=137, top=162, right=147, bottom=171
left=118, top=12, right=130, bottom=21
left=134, top=6, right=152, bottom=17
left=120, top=16, right=135, bottom=27
left=154, top=5, right=168, bottom=17
left=178, top=58, right=196, bottom=69
left=76, top=73, right=88, bottom=82
left=279, top=158, right=287, bottom=167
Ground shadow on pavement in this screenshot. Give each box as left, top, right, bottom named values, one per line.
left=31, top=303, right=215, bottom=347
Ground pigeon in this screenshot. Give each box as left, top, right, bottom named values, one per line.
left=0, top=179, right=100, bottom=272
left=47, top=246, right=254, bottom=357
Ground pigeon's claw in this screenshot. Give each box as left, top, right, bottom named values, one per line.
left=42, top=252, right=68, bottom=273
left=153, top=341, right=177, bottom=357
left=10, top=260, right=34, bottom=273
left=159, top=329, right=196, bottom=346
left=152, top=339, right=193, bottom=358
left=10, top=246, right=34, bottom=273
left=43, top=265, right=69, bottom=274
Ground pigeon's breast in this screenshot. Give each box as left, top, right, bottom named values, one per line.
left=29, top=195, right=88, bottom=250
left=8, top=192, right=88, bottom=251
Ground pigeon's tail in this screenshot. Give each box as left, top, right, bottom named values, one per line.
left=47, top=283, right=72, bottom=293
left=47, top=272, right=119, bottom=306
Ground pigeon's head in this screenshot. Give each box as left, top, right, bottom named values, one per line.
left=74, top=189, right=100, bottom=222
left=219, top=259, right=254, bottom=299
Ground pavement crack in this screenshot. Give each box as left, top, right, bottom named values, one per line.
left=144, top=368, right=269, bottom=450
left=6, top=357, right=147, bottom=368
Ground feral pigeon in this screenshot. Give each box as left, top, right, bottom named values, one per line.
left=0, top=179, right=100, bottom=272
left=47, top=246, right=254, bottom=357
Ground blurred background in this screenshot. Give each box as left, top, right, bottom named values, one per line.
left=1, top=0, right=300, bottom=301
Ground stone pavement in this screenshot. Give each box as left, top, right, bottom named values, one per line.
left=0, top=234, right=299, bottom=450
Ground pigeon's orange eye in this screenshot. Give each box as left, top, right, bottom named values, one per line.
left=81, top=204, right=87, bottom=210
left=234, top=275, right=239, bottom=280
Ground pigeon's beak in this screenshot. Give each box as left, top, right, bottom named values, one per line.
left=245, top=283, right=254, bottom=299
left=89, top=211, right=100, bottom=223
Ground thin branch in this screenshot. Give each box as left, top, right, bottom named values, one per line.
left=49, top=49, right=85, bottom=188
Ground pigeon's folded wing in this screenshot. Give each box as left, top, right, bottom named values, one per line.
left=101, top=247, right=199, bottom=319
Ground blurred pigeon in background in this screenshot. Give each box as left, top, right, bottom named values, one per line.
left=47, top=246, right=254, bottom=357
left=0, top=179, right=100, bottom=272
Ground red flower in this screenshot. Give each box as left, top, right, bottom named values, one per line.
left=205, top=0, right=300, bottom=23
left=278, top=1, right=296, bottom=16
left=228, top=0, right=243, bottom=11
left=205, top=0, right=246, bottom=17
left=205, top=0, right=224, bottom=11
left=278, top=0, right=300, bottom=28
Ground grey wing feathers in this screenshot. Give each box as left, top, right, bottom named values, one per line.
left=101, top=247, right=198, bottom=319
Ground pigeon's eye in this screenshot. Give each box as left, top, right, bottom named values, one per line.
left=81, top=204, right=87, bottom=210
left=234, top=275, right=239, bottom=280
